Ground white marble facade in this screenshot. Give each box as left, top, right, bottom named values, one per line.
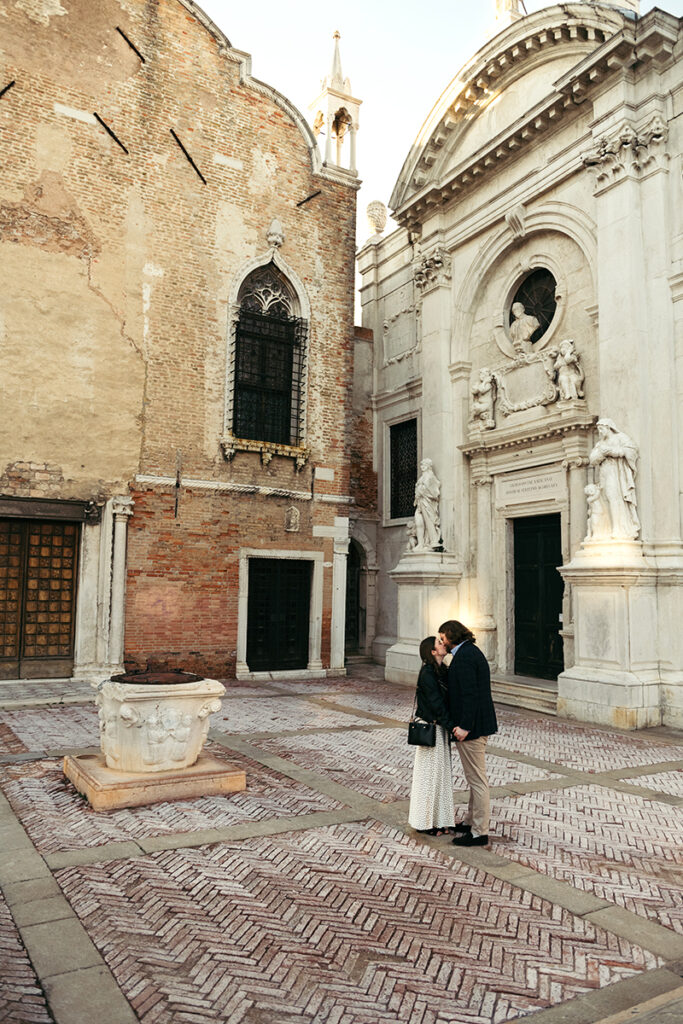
left=358, top=3, right=683, bottom=728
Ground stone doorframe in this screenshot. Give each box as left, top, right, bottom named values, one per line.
left=236, top=548, right=325, bottom=680
left=349, top=520, right=379, bottom=659
left=73, top=495, right=134, bottom=683
left=461, top=411, right=595, bottom=674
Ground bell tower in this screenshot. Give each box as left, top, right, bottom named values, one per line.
left=309, top=31, right=361, bottom=174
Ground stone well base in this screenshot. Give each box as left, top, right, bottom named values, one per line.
left=64, top=752, right=246, bottom=811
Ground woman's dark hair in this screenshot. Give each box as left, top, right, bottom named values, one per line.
left=438, top=619, right=476, bottom=646
left=419, top=636, right=438, bottom=668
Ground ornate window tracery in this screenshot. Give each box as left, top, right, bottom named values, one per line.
left=224, top=262, right=309, bottom=465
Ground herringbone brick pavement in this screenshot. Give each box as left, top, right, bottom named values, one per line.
left=493, top=785, right=683, bottom=934
left=621, top=769, right=683, bottom=798
left=0, top=893, right=52, bottom=1023
left=210, top=697, right=371, bottom=735
left=258, top=728, right=552, bottom=802
left=0, top=746, right=343, bottom=854
left=494, top=710, right=683, bottom=771
left=54, top=820, right=660, bottom=1024
left=268, top=674, right=386, bottom=695
left=318, top=692, right=415, bottom=720
left=0, top=704, right=100, bottom=754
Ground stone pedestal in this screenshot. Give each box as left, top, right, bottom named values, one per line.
left=385, top=551, right=461, bottom=684
left=558, top=541, right=661, bottom=729
left=63, top=671, right=247, bottom=810
left=63, top=753, right=246, bottom=811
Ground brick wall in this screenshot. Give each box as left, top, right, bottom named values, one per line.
left=1, top=0, right=359, bottom=676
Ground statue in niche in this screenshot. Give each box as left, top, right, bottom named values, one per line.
left=404, top=518, right=418, bottom=552
left=584, top=484, right=610, bottom=540
left=588, top=418, right=640, bottom=540
left=284, top=506, right=300, bottom=532
left=552, top=339, right=585, bottom=401
left=414, top=458, right=441, bottom=550
left=471, top=368, right=496, bottom=429
left=509, top=301, right=540, bottom=355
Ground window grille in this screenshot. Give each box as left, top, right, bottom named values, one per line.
left=390, top=419, right=417, bottom=520
left=232, top=264, right=307, bottom=447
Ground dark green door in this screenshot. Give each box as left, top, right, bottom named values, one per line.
left=246, top=558, right=311, bottom=671
left=513, top=514, right=564, bottom=680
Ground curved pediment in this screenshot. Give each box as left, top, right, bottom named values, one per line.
left=390, top=3, right=629, bottom=215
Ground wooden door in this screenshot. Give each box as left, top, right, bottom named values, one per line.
left=0, top=519, right=79, bottom=679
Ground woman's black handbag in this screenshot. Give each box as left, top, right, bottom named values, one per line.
left=408, top=718, right=436, bottom=747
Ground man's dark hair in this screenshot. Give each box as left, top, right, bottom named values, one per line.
left=439, top=620, right=476, bottom=646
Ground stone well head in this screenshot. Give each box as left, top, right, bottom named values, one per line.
left=97, top=669, right=226, bottom=773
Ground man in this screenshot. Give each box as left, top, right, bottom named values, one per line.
left=439, top=620, right=498, bottom=846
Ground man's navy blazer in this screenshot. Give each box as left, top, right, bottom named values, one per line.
left=447, top=640, right=498, bottom=740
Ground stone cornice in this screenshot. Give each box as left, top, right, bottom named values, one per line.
left=460, top=410, right=596, bottom=457
left=391, top=7, right=679, bottom=227
left=372, top=378, right=423, bottom=412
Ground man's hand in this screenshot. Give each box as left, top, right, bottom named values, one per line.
left=453, top=726, right=470, bottom=742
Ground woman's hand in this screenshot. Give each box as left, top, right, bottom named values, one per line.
left=453, top=726, right=469, bottom=742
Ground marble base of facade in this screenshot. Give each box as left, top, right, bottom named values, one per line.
left=385, top=551, right=461, bottom=685
left=558, top=541, right=674, bottom=730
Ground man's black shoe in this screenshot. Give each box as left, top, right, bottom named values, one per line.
left=452, top=823, right=472, bottom=834
left=451, top=833, right=489, bottom=847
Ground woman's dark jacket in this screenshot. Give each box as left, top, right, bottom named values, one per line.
left=415, top=662, right=450, bottom=731
left=446, top=640, right=498, bottom=740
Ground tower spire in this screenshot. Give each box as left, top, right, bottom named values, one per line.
left=329, top=30, right=344, bottom=90
left=309, top=31, right=361, bottom=174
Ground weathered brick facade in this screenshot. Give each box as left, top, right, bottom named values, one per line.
left=0, top=0, right=368, bottom=680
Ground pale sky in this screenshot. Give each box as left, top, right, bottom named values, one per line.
left=196, top=0, right=680, bottom=242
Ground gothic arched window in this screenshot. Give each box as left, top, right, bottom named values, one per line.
left=232, top=264, right=307, bottom=447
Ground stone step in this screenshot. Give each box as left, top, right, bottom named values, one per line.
left=491, top=675, right=558, bottom=716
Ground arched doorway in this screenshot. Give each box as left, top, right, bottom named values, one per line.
left=345, top=539, right=363, bottom=655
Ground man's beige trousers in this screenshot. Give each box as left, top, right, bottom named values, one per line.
left=456, top=735, right=490, bottom=835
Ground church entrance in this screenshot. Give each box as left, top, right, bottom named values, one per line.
left=513, top=514, right=564, bottom=680
left=246, top=558, right=312, bottom=672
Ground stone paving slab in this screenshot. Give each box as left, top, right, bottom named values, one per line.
left=0, top=891, right=52, bottom=1023
left=491, top=784, right=683, bottom=936
left=258, top=727, right=554, bottom=803
left=53, top=820, right=661, bottom=1024
left=0, top=745, right=344, bottom=854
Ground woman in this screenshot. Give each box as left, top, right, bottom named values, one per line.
left=408, top=635, right=455, bottom=836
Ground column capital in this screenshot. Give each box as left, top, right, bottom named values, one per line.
left=112, top=495, right=134, bottom=518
